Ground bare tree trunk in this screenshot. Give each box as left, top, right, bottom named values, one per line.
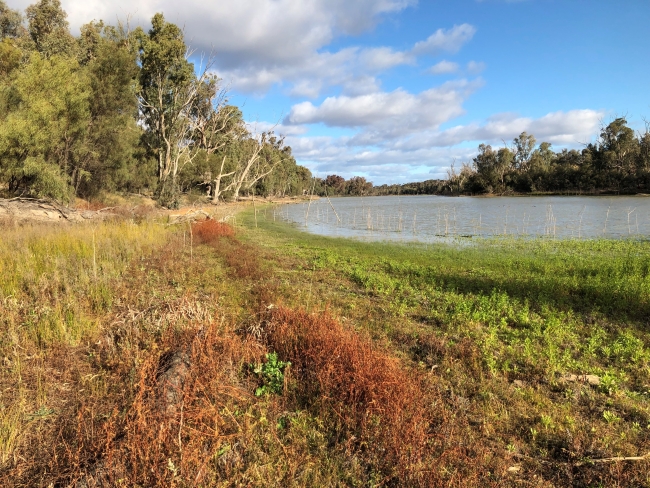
left=211, top=156, right=235, bottom=204
left=232, top=143, right=263, bottom=201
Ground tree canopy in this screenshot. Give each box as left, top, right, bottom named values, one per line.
left=0, top=2, right=310, bottom=206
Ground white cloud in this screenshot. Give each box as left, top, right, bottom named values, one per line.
left=10, top=1, right=481, bottom=98
left=285, top=80, right=482, bottom=133
left=359, top=47, right=415, bottom=71
left=428, top=109, right=604, bottom=147
left=429, top=60, right=459, bottom=75
left=276, top=109, right=604, bottom=183
left=412, top=24, right=477, bottom=56
left=466, top=60, right=486, bottom=74
left=286, top=133, right=478, bottom=181
left=13, top=0, right=417, bottom=96
left=16, top=0, right=415, bottom=61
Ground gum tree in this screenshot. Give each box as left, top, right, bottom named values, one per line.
left=135, top=13, right=212, bottom=207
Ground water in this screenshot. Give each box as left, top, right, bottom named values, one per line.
left=276, top=195, right=650, bottom=243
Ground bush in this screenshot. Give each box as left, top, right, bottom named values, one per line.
left=191, top=219, right=235, bottom=243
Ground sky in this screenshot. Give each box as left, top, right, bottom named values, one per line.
left=12, top=0, right=650, bottom=184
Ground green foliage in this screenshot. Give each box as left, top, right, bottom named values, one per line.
left=0, top=1, right=24, bottom=40
left=135, top=13, right=195, bottom=206
left=76, top=21, right=142, bottom=197
left=252, top=352, right=290, bottom=396
left=25, top=0, right=77, bottom=58
left=370, top=118, right=650, bottom=196
left=19, top=155, right=72, bottom=201
left=0, top=53, right=90, bottom=201
left=0, top=4, right=304, bottom=204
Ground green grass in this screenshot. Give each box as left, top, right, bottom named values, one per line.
left=2, top=208, right=649, bottom=486
left=248, top=212, right=650, bottom=383
left=237, top=207, right=650, bottom=484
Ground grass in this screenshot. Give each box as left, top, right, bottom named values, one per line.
left=241, top=208, right=650, bottom=485
left=0, top=207, right=649, bottom=486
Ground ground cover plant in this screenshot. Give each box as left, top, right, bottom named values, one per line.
left=0, top=208, right=649, bottom=486
left=242, top=208, right=650, bottom=486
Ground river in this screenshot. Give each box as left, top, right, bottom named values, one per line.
left=277, top=195, right=650, bottom=242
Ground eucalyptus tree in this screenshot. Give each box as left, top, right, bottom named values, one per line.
left=25, top=0, right=76, bottom=58
left=134, top=13, right=214, bottom=207
left=229, top=132, right=279, bottom=201
left=0, top=1, right=24, bottom=39
left=513, top=131, right=536, bottom=172
left=597, top=118, right=639, bottom=175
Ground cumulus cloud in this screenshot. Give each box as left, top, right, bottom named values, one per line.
left=8, top=1, right=483, bottom=97
left=412, top=24, right=477, bottom=56
left=285, top=133, right=478, bottom=181
left=13, top=0, right=414, bottom=62
left=466, top=60, right=486, bottom=74
left=274, top=109, right=604, bottom=183
left=10, top=0, right=417, bottom=96
left=284, top=80, right=482, bottom=133
left=359, top=47, right=415, bottom=71
left=429, top=60, right=459, bottom=75
left=427, top=109, right=603, bottom=147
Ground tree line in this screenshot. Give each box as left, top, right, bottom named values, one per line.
left=443, top=118, right=650, bottom=195
left=314, top=118, right=650, bottom=199
left=0, top=0, right=314, bottom=207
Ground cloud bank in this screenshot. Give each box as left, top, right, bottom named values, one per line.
left=7, top=0, right=608, bottom=182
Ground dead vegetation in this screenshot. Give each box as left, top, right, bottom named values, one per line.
left=263, top=306, right=439, bottom=485
left=1, top=213, right=648, bottom=486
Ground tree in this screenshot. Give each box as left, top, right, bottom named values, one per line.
left=74, top=21, right=142, bottom=196
left=0, top=1, right=24, bottom=39
left=229, top=132, right=287, bottom=201
left=513, top=131, right=536, bottom=172
left=324, top=174, right=346, bottom=194
left=346, top=176, right=372, bottom=196
left=25, top=0, right=76, bottom=58
left=446, top=162, right=473, bottom=194
left=597, top=118, right=639, bottom=175
left=496, top=147, right=514, bottom=185
left=190, top=99, right=248, bottom=204
left=0, top=53, right=91, bottom=201
left=529, top=141, right=554, bottom=171
left=135, top=13, right=211, bottom=207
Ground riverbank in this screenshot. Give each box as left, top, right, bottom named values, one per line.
left=0, top=208, right=648, bottom=486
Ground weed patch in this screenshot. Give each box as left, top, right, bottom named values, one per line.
left=191, top=219, right=235, bottom=243
left=264, top=305, right=446, bottom=485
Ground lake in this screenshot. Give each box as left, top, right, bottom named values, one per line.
left=276, top=195, right=650, bottom=242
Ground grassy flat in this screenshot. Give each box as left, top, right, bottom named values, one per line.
left=1, top=210, right=649, bottom=486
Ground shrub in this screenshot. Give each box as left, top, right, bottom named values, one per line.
left=264, top=305, right=439, bottom=485
left=191, top=219, right=234, bottom=243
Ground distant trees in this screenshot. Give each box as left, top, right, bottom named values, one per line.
left=0, top=2, right=309, bottom=206
left=370, top=118, right=650, bottom=198
left=443, top=118, right=650, bottom=195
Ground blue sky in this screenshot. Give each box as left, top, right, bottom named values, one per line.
left=15, top=0, right=650, bottom=183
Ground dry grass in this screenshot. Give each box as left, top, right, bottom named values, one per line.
left=5, top=210, right=646, bottom=486
left=264, top=306, right=438, bottom=485
left=192, top=219, right=236, bottom=243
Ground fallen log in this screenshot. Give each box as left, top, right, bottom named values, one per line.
left=0, top=198, right=113, bottom=224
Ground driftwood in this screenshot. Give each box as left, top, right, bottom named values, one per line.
left=0, top=198, right=114, bottom=224
left=167, top=209, right=211, bottom=225
left=167, top=209, right=236, bottom=225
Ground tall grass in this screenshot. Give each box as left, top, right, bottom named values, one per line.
left=0, top=220, right=171, bottom=347
left=0, top=220, right=171, bottom=471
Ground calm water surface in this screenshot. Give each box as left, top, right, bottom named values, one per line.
left=277, top=195, right=650, bottom=243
